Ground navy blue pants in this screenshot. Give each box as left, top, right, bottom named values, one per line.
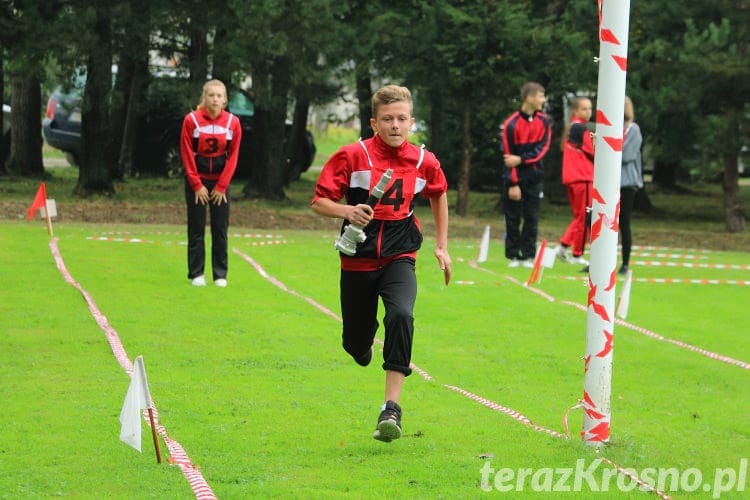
left=185, top=179, right=229, bottom=280
left=501, top=180, right=542, bottom=260
left=340, top=258, right=417, bottom=376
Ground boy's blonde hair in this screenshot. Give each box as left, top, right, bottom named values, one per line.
left=372, top=85, right=413, bottom=117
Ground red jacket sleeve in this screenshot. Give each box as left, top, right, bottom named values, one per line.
left=180, top=113, right=203, bottom=191
left=420, top=152, right=448, bottom=198
left=311, top=147, right=352, bottom=205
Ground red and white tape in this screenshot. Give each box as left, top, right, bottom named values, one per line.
left=241, top=248, right=672, bottom=497
left=49, top=238, right=216, bottom=500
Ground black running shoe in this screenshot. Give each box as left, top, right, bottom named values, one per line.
left=618, top=264, right=629, bottom=275
left=373, top=400, right=402, bottom=442
left=354, top=347, right=372, bottom=367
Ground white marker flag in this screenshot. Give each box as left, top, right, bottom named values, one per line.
left=119, top=356, right=152, bottom=452
left=616, top=269, right=633, bottom=319
left=477, top=225, right=490, bottom=263
left=541, top=244, right=557, bottom=269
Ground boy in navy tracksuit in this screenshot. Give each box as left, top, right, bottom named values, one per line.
left=500, top=82, right=552, bottom=268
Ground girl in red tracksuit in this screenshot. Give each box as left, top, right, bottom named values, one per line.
left=180, top=79, right=242, bottom=287
left=312, top=85, right=451, bottom=443
left=557, top=96, right=595, bottom=266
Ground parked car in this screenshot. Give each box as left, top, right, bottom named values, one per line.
left=43, top=76, right=316, bottom=179
left=1, top=103, right=10, bottom=164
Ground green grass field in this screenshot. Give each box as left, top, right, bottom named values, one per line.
left=1, top=210, right=748, bottom=498
left=1, top=129, right=748, bottom=497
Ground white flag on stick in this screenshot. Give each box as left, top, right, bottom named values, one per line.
left=541, top=244, right=556, bottom=269
left=616, top=269, right=633, bottom=319
left=119, top=356, right=152, bottom=452
left=477, top=225, right=490, bottom=263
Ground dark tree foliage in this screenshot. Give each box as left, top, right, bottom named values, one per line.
left=0, top=0, right=745, bottom=228
left=0, top=0, right=55, bottom=177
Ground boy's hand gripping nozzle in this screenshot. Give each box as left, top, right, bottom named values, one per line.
left=334, top=169, right=393, bottom=256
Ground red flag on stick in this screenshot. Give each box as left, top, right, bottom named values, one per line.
left=526, top=239, right=548, bottom=285
left=27, top=182, right=47, bottom=220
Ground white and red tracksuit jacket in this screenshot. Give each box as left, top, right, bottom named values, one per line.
left=312, top=134, right=448, bottom=271
left=180, top=108, right=242, bottom=193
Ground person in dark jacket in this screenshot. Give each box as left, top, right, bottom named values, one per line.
left=311, top=84, right=451, bottom=443
left=500, top=82, right=552, bottom=268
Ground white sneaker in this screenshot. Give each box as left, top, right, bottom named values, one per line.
left=508, top=259, right=521, bottom=268
left=214, top=278, right=227, bottom=287
left=522, top=259, right=535, bottom=269
left=191, top=275, right=206, bottom=286
left=555, top=245, right=572, bottom=263
left=570, top=256, right=589, bottom=265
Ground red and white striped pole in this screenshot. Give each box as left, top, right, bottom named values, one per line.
left=582, top=0, right=631, bottom=445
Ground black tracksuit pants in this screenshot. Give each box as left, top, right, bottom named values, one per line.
left=502, top=179, right=543, bottom=260
left=340, top=258, right=417, bottom=376
left=185, top=179, right=229, bottom=281
left=619, top=186, right=638, bottom=267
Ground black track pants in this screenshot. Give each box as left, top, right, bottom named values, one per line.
left=185, top=179, right=230, bottom=280
left=340, top=258, right=417, bottom=376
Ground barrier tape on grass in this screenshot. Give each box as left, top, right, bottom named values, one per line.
left=560, top=300, right=750, bottom=370
left=240, top=248, right=672, bottom=498
left=97, top=230, right=283, bottom=239
left=563, top=275, right=750, bottom=285
left=633, top=245, right=710, bottom=253
left=49, top=238, right=216, bottom=500
left=468, top=260, right=750, bottom=370
left=88, top=235, right=286, bottom=247
left=629, top=252, right=707, bottom=260
left=233, top=248, right=435, bottom=380
left=632, top=260, right=750, bottom=271
left=87, top=236, right=155, bottom=244
left=505, top=275, right=556, bottom=301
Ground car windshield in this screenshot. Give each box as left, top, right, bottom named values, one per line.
left=228, top=91, right=254, bottom=118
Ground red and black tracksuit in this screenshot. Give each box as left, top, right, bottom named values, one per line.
left=560, top=117, right=595, bottom=258
left=312, top=135, right=447, bottom=375
left=180, top=108, right=242, bottom=281
left=500, top=110, right=552, bottom=260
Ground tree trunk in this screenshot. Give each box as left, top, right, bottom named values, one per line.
left=455, top=108, right=471, bottom=216
left=76, top=2, right=114, bottom=196
left=652, top=158, right=677, bottom=189
left=211, top=27, right=231, bottom=84
left=243, top=63, right=288, bottom=201
left=108, top=54, right=134, bottom=180
left=355, top=64, right=372, bottom=139
left=283, top=98, right=310, bottom=186
left=188, top=28, right=209, bottom=83
left=7, top=76, right=44, bottom=177
left=722, top=153, right=745, bottom=232
left=245, top=104, right=269, bottom=197
left=118, top=57, right=149, bottom=177
left=0, top=50, right=5, bottom=173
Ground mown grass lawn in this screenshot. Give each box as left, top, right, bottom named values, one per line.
left=0, top=133, right=748, bottom=497
left=1, top=215, right=748, bottom=498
